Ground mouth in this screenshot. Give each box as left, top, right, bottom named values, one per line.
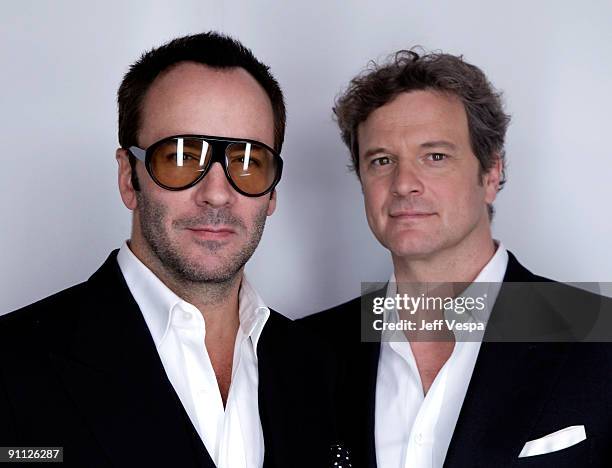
left=389, top=211, right=435, bottom=220
left=185, top=226, right=236, bottom=240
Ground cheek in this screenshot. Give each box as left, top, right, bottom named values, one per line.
left=137, top=189, right=183, bottom=230
left=363, top=185, right=388, bottom=227
left=437, top=178, right=486, bottom=220
left=236, top=199, right=270, bottom=228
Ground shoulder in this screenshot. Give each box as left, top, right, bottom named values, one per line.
left=498, top=250, right=612, bottom=341
left=296, top=290, right=387, bottom=351
left=258, top=309, right=340, bottom=391
left=258, top=308, right=309, bottom=352
left=298, top=296, right=361, bottom=330
left=0, top=250, right=121, bottom=354
left=266, top=308, right=292, bottom=327
left=0, top=281, right=88, bottom=352
left=262, top=308, right=331, bottom=349
left=504, top=250, right=550, bottom=282
left=298, top=286, right=386, bottom=336
left=259, top=308, right=291, bottom=339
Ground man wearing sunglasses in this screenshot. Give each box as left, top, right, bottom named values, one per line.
left=0, top=33, right=336, bottom=467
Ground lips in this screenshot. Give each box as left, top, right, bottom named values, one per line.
left=188, top=226, right=235, bottom=233
left=389, top=211, right=435, bottom=218
left=186, top=226, right=236, bottom=240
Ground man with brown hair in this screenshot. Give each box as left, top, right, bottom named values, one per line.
left=0, top=33, right=337, bottom=467
left=301, top=50, right=612, bottom=467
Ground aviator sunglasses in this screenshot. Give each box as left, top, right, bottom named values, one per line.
left=128, top=134, right=283, bottom=197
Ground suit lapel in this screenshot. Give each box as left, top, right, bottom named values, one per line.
left=362, top=341, right=380, bottom=468
left=51, top=252, right=216, bottom=468
left=257, top=311, right=292, bottom=468
left=444, top=252, right=571, bottom=467
left=360, top=289, right=384, bottom=468
left=258, top=311, right=337, bottom=468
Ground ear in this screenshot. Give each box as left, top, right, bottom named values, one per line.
left=116, top=148, right=138, bottom=210
left=266, top=189, right=277, bottom=216
left=483, top=155, right=502, bottom=204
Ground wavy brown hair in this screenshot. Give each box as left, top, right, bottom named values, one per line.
left=334, top=49, right=511, bottom=207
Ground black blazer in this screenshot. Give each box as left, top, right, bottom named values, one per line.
left=300, top=252, right=612, bottom=467
left=0, top=251, right=338, bottom=468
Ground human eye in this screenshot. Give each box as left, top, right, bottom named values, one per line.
left=370, top=155, right=393, bottom=167
left=182, top=153, right=200, bottom=161
left=425, top=153, right=449, bottom=163
left=163, top=152, right=197, bottom=160
left=230, top=155, right=261, bottom=167
left=164, top=153, right=200, bottom=167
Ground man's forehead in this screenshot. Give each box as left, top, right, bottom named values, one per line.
left=357, top=90, right=469, bottom=152
left=138, top=62, right=275, bottom=148
left=147, top=62, right=262, bottom=94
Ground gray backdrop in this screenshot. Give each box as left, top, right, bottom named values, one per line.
left=2, top=0, right=611, bottom=318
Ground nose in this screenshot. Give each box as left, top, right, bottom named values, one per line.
left=193, top=162, right=236, bottom=207
left=390, top=161, right=424, bottom=197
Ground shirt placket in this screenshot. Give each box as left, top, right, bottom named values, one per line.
left=172, top=303, right=225, bottom=462
left=403, top=360, right=449, bottom=468
left=217, top=326, right=249, bottom=468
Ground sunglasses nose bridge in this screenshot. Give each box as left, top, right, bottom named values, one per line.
left=199, top=141, right=231, bottom=179
left=200, top=139, right=227, bottom=169
left=191, top=140, right=226, bottom=174
left=193, top=159, right=235, bottom=206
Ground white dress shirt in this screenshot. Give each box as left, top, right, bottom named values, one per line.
left=375, top=242, right=509, bottom=468
left=117, top=242, right=269, bottom=468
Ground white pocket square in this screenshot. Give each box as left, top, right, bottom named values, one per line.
left=518, top=425, right=586, bottom=458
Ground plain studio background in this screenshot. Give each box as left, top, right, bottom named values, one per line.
left=1, top=0, right=611, bottom=318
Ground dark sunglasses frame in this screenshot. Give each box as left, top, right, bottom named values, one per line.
left=127, top=134, right=283, bottom=197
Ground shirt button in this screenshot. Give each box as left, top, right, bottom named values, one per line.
left=414, top=432, right=424, bottom=445
left=183, top=311, right=192, bottom=320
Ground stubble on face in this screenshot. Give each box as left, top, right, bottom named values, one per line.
left=135, top=190, right=267, bottom=286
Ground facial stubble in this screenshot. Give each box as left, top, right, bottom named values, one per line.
left=136, top=190, right=268, bottom=285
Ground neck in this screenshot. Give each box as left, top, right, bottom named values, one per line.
left=393, top=230, right=497, bottom=284
left=127, top=239, right=241, bottom=337
left=165, top=270, right=242, bottom=338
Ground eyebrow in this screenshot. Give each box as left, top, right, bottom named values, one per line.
left=361, top=140, right=457, bottom=159
left=420, top=140, right=457, bottom=151
left=362, top=147, right=391, bottom=159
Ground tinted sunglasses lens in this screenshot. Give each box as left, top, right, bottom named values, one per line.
left=149, top=138, right=211, bottom=188
left=226, top=142, right=277, bottom=194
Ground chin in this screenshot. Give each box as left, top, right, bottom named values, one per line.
left=387, top=237, right=443, bottom=260
left=185, top=253, right=233, bottom=271
left=174, top=259, right=241, bottom=283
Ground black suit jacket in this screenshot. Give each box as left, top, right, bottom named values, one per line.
left=0, top=251, right=338, bottom=467
left=300, top=251, right=612, bottom=467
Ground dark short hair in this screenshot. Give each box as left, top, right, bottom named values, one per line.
left=334, top=49, right=511, bottom=199
left=117, top=32, right=286, bottom=190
